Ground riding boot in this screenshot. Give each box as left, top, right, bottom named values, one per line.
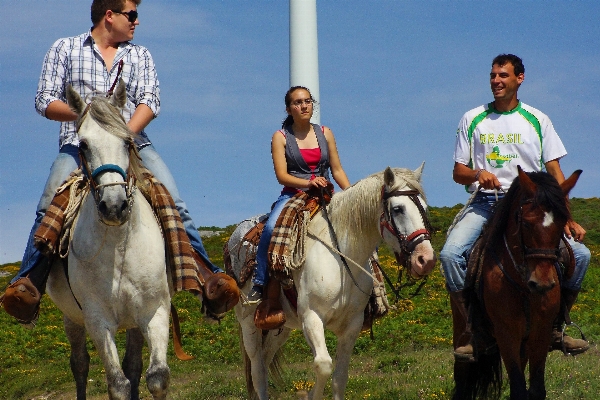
left=1, top=256, right=51, bottom=328
left=254, top=278, right=286, bottom=330
left=550, top=288, right=589, bottom=355
left=449, top=290, right=475, bottom=362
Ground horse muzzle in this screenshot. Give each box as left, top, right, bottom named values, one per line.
left=96, top=186, right=131, bottom=226
left=407, top=241, right=437, bottom=278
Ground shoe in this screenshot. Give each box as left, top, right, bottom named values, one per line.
left=246, top=287, right=263, bottom=305
left=550, top=330, right=590, bottom=355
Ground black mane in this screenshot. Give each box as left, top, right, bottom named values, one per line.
left=481, top=171, right=570, bottom=249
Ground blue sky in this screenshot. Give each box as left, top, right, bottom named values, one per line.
left=1, top=1, right=599, bottom=264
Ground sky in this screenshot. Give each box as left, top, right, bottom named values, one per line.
left=1, top=1, right=599, bottom=264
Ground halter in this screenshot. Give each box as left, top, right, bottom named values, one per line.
left=503, top=198, right=560, bottom=284
left=379, top=187, right=432, bottom=274
left=76, top=107, right=137, bottom=222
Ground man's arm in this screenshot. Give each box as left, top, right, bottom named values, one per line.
left=127, top=104, right=155, bottom=134
left=545, top=159, right=586, bottom=241
left=45, top=100, right=78, bottom=122
left=453, top=162, right=501, bottom=190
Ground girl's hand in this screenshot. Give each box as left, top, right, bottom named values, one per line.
left=308, top=176, right=329, bottom=188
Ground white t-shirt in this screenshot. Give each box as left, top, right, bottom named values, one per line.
left=453, top=102, right=567, bottom=193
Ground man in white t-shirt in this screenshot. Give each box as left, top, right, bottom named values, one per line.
left=440, top=54, right=591, bottom=361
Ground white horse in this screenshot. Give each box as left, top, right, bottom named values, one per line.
left=46, top=82, right=171, bottom=400
left=226, top=166, right=437, bottom=400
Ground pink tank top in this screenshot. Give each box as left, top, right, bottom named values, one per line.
left=283, top=147, right=322, bottom=194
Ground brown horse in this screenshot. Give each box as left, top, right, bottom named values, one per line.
left=452, top=166, right=582, bottom=400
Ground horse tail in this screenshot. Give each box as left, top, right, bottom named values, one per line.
left=452, top=353, right=503, bottom=400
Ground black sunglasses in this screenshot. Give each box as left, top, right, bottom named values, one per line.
left=111, top=9, right=138, bottom=23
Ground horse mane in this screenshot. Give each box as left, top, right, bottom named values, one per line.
left=328, top=167, right=425, bottom=249
left=83, top=95, right=148, bottom=185
left=481, top=171, right=571, bottom=249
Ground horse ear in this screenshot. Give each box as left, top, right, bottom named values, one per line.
left=110, top=79, right=127, bottom=109
left=66, top=85, right=86, bottom=115
left=413, top=161, right=425, bottom=182
left=383, top=167, right=395, bottom=187
left=517, top=165, right=536, bottom=196
left=560, top=170, right=582, bottom=196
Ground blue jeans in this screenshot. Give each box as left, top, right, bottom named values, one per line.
left=253, top=192, right=294, bottom=287
left=440, top=193, right=590, bottom=293
left=14, top=144, right=219, bottom=283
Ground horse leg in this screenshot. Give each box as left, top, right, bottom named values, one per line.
left=141, top=310, right=171, bottom=400
left=527, top=328, right=553, bottom=399
left=263, top=327, right=291, bottom=385
left=331, top=321, right=362, bottom=400
left=86, top=323, right=131, bottom=400
left=496, top=336, right=528, bottom=400
left=239, top=314, right=269, bottom=400
left=123, top=328, right=144, bottom=400
left=302, top=311, right=332, bottom=400
left=64, top=316, right=89, bottom=400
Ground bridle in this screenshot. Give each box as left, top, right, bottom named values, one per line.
left=502, top=198, right=560, bottom=285
left=77, top=107, right=137, bottom=223
left=379, top=187, right=432, bottom=275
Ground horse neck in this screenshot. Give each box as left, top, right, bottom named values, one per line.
left=326, top=178, right=382, bottom=261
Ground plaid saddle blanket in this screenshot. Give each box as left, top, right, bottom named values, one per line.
left=223, top=190, right=323, bottom=287
left=33, top=167, right=203, bottom=294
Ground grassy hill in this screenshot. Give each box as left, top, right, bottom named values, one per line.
left=0, top=198, right=598, bottom=399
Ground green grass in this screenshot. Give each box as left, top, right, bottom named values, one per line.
left=1, top=199, right=599, bottom=399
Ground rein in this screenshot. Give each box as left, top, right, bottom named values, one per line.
left=318, top=185, right=373, bottom=297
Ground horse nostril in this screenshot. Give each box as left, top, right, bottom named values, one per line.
left=98, top=200, right=108, bottom=215
left=120, top=200, right=128, bottom=213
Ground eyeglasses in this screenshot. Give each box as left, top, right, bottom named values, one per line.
left=111, top=9, right=138, bottom=23
left=291, top=98, right=314, bottom=107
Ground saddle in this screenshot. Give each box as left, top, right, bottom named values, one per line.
left=224, top=186, right=329, bottom=331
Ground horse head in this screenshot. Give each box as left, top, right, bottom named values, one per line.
left=380, top=164, right=436, bottom=278
left=509, top=166, right=582, bottom=294
left=67, top=80, right=135, bottom=226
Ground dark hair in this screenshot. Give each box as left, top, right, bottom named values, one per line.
left=492, top=54, right=525, bottom=76
left=91, top=0, right=141, bottom=25
left=281, top=86, right=314, bottom=128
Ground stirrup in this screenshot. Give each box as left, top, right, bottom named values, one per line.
left=555, top=322, right=589, bottom=356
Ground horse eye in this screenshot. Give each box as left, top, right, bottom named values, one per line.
left=392, top=205, right=405, bottom=214
left=79, top=140, right=88, bottom=151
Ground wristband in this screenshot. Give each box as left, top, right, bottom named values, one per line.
left=474, top=169, right=484, bottom=181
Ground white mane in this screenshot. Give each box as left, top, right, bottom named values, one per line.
left=327, top=167, right=425, bottom=249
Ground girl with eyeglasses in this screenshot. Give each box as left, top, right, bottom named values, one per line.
left=247, top=86, right=351, bottom=303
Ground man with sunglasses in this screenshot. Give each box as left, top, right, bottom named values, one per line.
left=3, top=0, right=231, bottom=325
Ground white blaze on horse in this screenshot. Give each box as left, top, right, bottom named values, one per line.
left=226, top=166, right=437, bottom=400
left=46, top=82, right=171, bottom=400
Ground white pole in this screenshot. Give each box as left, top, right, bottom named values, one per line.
left=289, top=0, right=320, bottom=124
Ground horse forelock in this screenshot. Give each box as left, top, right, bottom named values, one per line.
left=81, top=96, right=136, bottom=144
left=328, top=168, right=425, bottom=248
left=482, top=171, right=570, bottom=248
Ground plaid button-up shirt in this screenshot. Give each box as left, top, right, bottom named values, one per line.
left=35, top=30, right=160, bottom=149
